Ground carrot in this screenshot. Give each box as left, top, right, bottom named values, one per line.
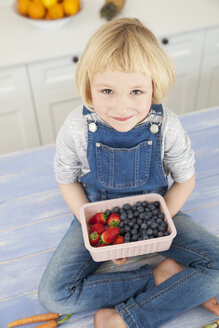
left=34, top=320, right=58, bottom=328
left=7, top=313, right=59, bottom=328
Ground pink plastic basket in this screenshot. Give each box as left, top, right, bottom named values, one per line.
left=80, top=193, right=177, bottom=262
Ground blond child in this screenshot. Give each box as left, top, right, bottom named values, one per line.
left=38, top=18, right=219, bottom=328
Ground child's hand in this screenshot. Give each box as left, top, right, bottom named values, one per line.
left=112, top=258, right=128, bottom=266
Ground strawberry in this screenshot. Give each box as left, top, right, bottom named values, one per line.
left=96, top=243, right=108, bottom=247
left=90, top=223, right=105, bottom=234
left=101, top=227, right=120, bottom=244
left=89, top=212, right=107, bottom=225
left=106, top=213, right=121, bottom=227
left=89, top=231, right=100, bottom=246
left=113, top=235, right=125, bottom=245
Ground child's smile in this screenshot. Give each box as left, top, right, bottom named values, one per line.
left=90, top=70, right=153, bottom=132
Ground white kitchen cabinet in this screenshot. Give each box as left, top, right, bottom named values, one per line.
left=0, top=66, right=40, bottom=154
left=160, top=30, right=205, bottom=115
left=28, top=55, right=81, bottom=144
left=196, top=26, right=219, bottom=110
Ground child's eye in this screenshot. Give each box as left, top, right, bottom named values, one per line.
left=131, top=90, right=142, bottom=95
left=102, top=89, right=113, bottom=94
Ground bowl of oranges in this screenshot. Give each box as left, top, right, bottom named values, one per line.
left=14, top=0, right=81, bottom=29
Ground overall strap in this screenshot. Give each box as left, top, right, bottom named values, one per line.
left=150, top=103, right=163, bottom=116
left=83, top=105, right=92, bottom=116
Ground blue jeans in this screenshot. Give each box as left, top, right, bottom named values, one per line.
left=38, top=212, right=219, bottom=328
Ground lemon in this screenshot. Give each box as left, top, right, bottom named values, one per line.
left=41, top=0, right=57, bottom=9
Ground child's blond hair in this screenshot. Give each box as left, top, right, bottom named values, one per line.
left=75, top=17, right=175, bottom=110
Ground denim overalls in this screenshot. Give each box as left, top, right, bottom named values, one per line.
left=80, top=104, right=168, bottom=202
left=39, top=105, right=219, bottom=328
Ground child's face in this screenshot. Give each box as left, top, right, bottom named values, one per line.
left=90, top=70, right=153, bottom=132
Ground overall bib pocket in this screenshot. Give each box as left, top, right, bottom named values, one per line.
left=96, top=140, right=152, bottom=189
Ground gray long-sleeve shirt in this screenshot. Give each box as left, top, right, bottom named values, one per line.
left=54, top=105, right=195, bottom=185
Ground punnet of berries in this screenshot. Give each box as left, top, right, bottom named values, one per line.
left=88, top=200, right=170, bottom=247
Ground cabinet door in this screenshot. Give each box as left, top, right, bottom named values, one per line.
left=28, top=55, right=81, bottom=145
left=196, top=26, right=219, bottom=110
left=0, top=66, right=40, bottom=154
left=159, top=30, right=205, bottom=115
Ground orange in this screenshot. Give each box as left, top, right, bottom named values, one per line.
left=47, top=3, right=64, bottom=19
left=41, top=0, right=57, bottom=9
left=27, top=0, right=46, bottom=19
left=45, top=11, right=51, bottom=19
left=62, top=0, right=80, bottom=16
left=17, top=0, right=30, bottom=15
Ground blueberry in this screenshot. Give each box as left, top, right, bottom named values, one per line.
left=142, top=234, right=149, bottom=240
left=124, top=225, right=131, bottom=232
left=158, top=224, right=167, bottom=232
left=128, top=212, right=134, bottom=219
left=156, top=218, right=163, bottom=225
left=134, top=210, right=139, bottom=217
left=137, top=218, right=142, bottom=225
left=157, top=231, right=164, bottom=237
left=137, top=206, right=144, bottom=213
left=112, top=206, right=120, bottom=213
left=145, top=213, right=152, bottom=220
left=146, top=228, right=153, bottom=236
left=134, top=223, right=140, bottom=230
left=148, top=203, right=156, bottom=210
left=150, top=222, right=158, bottom=229
left=136, top=201, right=142, bottom=207
left=164, top=231, right=170, bottom=236
left=153, top=229, right=158, bottom=237
left=124, top=233, right=131, bottom=242
left=141, top=223, right=148, bottom=230
left=152, top=208, right=159, bottom=215
left=132, top=205, right=137, bottom=211
left=139, top=212, right=146, bottom=219
left=142, top=201, right=148, bottom=207
left=130, top=228, right=138, bottom=235
left=123, top=219, right=128, bottom=225
left=104, top=209, right=111, bottom=216
left=128, top=221, right=135, bottom=228
left=141, top=229, right=147, bottom=236
left=132, top=234, right=139, bottom=241
left=120, top=221, right=124, bottom=228
left=158, top=212, right=165, bottom=220
left=123, top=203, right=131, bottom=211
left=147, top=220, right=152, bottom=227
left=154, top=201, right=160, bottom=208
left=120, top=227, right=126, bottom=235
left=120, top=213, right=127, bottom=220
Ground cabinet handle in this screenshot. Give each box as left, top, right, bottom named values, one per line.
left=161, top=38, right=169, bottom=45
left=72, top=56, right=79, bottom=63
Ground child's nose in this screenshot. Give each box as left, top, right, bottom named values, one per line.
left=114, top=96, right=130, bottom=114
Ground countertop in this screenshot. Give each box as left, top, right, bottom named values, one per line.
left=1, top=0, right=219, bottom=68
